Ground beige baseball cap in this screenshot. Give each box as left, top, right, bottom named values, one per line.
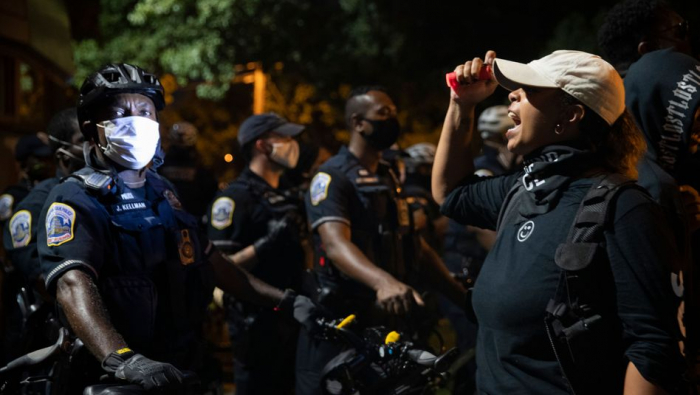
left=493, top=50, right=625, bottom=126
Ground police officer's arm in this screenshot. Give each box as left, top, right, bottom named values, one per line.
left=433, top=51, right=498, bottom=204
left=417, top=237, right=467, bottom=306
left=56, top=269, right=127, bottom=360
left=318, top=221, right=424, bottom=315
left=210, top=250, right=284, bottom=307
left=226, top=246, right=257, bottom=271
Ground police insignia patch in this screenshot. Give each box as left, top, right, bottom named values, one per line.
left=9, top=210, right=31, bottom=248
left=164, top=190, right=183, bottom=210
left=211, top=197, right=234, bottom=230
left=0, top=194, right=14, bottom=221
left=310, top=172, right=331, bottom=206
left=46, top=203, right=76, bottom=246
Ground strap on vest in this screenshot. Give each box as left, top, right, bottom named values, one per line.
left=546, top=173, right=640, bottom=395
left=65, top=167, right=116, bottom=197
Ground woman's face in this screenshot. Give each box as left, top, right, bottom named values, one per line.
left=506, top=87, right=565, bottom=156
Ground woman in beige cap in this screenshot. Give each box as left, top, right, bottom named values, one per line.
left=433, top=50, right=685, bottom=394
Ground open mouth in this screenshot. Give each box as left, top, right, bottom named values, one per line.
left=506, top=111, right=521, bottom=138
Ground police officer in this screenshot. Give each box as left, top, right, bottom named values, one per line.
left=0, top=135, right=54, bottom=223
left=37, top=63, right=314, bottom=392
left=207, top=113, right=306, bottom=394
left=473, top=105, right=519, bottom=177
left=159, top=122, right=218, bottom=221
left=403, top=143, right=448, bottom=252
left=0, top=109, right=83, bottom=364
left=4, top=108, right=84, bottom=290
left=297, top=86, right=467, bottom=394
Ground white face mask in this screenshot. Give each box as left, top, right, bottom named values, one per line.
left=269, top=140, right=300, bottom=169
left=96, top=116, right=160, bottom=170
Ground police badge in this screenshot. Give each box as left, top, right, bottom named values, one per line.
left=0, top=194, right=14, bottom=221
left=310, top=172, right=331, bottom=206
left=46, top=203, right=76, bottom=247
left=211, top=197, right=234, bottom=230
left=9, top=210, right=31, bottom=248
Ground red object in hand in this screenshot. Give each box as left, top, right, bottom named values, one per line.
left=446, top=65, right=493, bottom=92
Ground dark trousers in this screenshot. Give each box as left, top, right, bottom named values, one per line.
left=295, top=327, right=345, bottom=395
left=228, top=313, right=297, bottom=395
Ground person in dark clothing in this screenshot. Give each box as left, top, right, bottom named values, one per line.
left=159, top=122, right=218, bottom=223
left=598, top=0, right=693, bottom=77
left=0, top=109, right=84, bottom=364
left=296, top=86, right=467, bottom=395
left=4, top=108, right=85, bottom=288
left=0, top=135, right=54, bottom=223
left=624, top=48, right=700, bottom=384
left=36, top=63, right=316, bottom=393
left=207, top=112, right=307, bottom=394
left=433, top=50, right=684, bottom=394
left=403, top=142, right=447, bottom=253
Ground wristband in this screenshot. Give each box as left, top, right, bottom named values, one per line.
left=102, top=347, right=136, bottom=372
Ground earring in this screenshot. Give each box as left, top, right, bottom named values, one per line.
left=554, top=124, right=564, bottom=135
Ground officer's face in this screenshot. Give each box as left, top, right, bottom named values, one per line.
left=94, top=93, right=157, bottom=126
left=362, top=91, right=397, bottom=122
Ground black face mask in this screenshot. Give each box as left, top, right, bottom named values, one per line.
left=361, top=117, right=400, bottom=150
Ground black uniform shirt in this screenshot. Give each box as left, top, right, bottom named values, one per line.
left=441, top=172, right=683, bottom=394
left=306, top=146, right=413, bottom=306
left=207, top=167, right=303, bottom=290
left=3, top=177, right=60, bottom=282
left=38, top=169, right=214, bottom=367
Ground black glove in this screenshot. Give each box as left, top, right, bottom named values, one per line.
left=253, top=214, right=296, bottom=258
left=102, top=349, right=185, bottom=390
left=293, top=294, right=324, bottom=334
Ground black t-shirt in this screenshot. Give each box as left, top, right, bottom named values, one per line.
left=441, top=172, right=683, bottom=394
left=3, top=177, right=60, bottom=282
left=206, top=167, right=304, bottom=291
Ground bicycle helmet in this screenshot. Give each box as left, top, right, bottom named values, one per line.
left=77, top=63, right=165, bottom=138
left=404, top=143, right=436, bottom=165
left=477, top=105, right=513, bottom=141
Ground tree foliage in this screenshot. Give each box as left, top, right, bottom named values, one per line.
left=73, top=0, right=406, bottom=99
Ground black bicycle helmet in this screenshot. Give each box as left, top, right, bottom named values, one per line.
left=77, top=63, right=165, bottom=137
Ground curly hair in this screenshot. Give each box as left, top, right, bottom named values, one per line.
left=561, top=93, right=646, bottom=179
left=598, top=0, right=670, bottom=73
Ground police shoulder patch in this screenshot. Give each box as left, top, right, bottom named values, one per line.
left=310, top=172, right=332, bottom=206
left=9, top=210, right=31, bottom=248
left=0, top=194, right=14, bottom=221
left=46, top=203, right=76, bottom=247
left=211, top=197, right=235, bottom=230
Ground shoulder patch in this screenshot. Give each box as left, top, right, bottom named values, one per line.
left=310, top=172, right=332, bottom=206
left=211, top=197, right=235, bottom=230
left=164, top=190, right=183, bottom=210
left=0, top=194, right=14, bottom=221
left=9, top=210, right=31, bottom=248
left=46, top=203, right=76, bottom=247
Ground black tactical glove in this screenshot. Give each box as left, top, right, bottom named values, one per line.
left=102, top=348, right=185, bottom=391
left=293, top=294, right=324, bottom=334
